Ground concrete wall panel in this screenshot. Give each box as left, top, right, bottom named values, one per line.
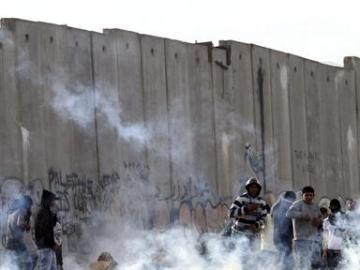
left=0, top=28, right=22, bottom=177
left=288, top=55, right=310, bottom=190
left=269, top=51, right=292, bottom=193
left=344, top=57, right=360, bottom=199
left=106, top=29, right=147, bottom=165
left=337, top=68, right=359, bottom=197
left=164, top=39, right=194, bottom=206
left=92, top=32, right=120, bottom=175
left=105, top=29, right=149, bottom=227
left=2, top=20, right=48, bottom=185
left=304, top=61, right=324, bottom=195
left=188, top=44, right=217, bottom=195
left=211, top=47, right=232, bottom=199
left=63, top=28, right=97, bottom=179
left=218, top=41, right=256, bottom=197
left=318, top=65, right=343, bottom=197
left=140, top=34, right=171, bottom=227
left=251, top=46, right=275, bottom=193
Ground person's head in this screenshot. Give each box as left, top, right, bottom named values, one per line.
left=21, top=195, right=33, bottom=210
left=8, top=195, right=33, bottom=213
left=302, top=186, right=315, bottom=204
left=329, top=199, right=341, bottom=213
left=97, top=252, right=118, bottom=268
left=41, top=189, right=59, bottom=211
left=320, top=207, right=329, bottom=218
left=346, top=198, right=356, bottom=211
left=283, top=191, right=296, bottom=202
left=245, top=177, right=262, bottom=198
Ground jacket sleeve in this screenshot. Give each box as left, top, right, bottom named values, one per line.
left=256, top=202, right=268, bottom=229
left=229, top=196, right=247, bottom=219
left=286, top=201, right=307, bottom=220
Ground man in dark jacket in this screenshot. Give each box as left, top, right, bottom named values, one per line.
left=35, top=189, right=59, bottom=270
left=271, top=190, right=296, bottom=270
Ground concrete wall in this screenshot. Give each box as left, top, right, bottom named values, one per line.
left=1, top=19, right=360, bottom=245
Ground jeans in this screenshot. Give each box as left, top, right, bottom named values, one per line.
left=38, top=248, right=57, bottom=270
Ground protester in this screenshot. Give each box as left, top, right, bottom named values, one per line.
left=229, top=177, right=268, bottom=249
left=35, top=189, right=60, bottom=270
left=286, top=186, right=322, bottom=270
left=345, top=198, right=356, bottom=212
left=271, top=190, right=296, bottom=270
left=4, top=195, right=35, bottom=269
left=54, top=221, right=64, bottom=270
left=322, top=199, right=346, bottom=269
left=89, top=252, right=118, bottom=270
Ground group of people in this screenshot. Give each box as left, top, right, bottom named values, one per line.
left=228, top=177, right=356, bottom=270
left=2, top=179, right=356, bottom=270
left=2, top=189, right=63, bottom=270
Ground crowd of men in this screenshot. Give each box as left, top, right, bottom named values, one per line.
left=228, top=177, right=356, bottom=270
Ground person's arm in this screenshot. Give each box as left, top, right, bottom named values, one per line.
left=322, top=219, right=329, bottom=258
left=16, top=210, right=30, bottom=231
left=229, top=196, right=247, bottom=219
left=256, top=203, right=268, bottom=229
left=286, top=201, right=309, bottom=220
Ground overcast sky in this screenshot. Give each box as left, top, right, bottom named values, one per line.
left=1, top=0, right=359, bottom=66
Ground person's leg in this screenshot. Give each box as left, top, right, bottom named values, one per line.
left=282, top=240, right=294, bottom=270
left=294, top=240, right=312, bottom=270
left=310, top=240, right=323, bottom=269
left=38, top=249, right=54, bottom=270
left=327, top=250, right=342, bottom=269
left=50, top=249, right=58, bottom=270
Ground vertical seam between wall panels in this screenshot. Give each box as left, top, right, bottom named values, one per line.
left=89, top=32, right=101, bottom=182
left=209, top=48, right=219, bottom=195
left=303, top=60, right=311, bottom=188
left=163, top=39, right=174, bottom=205
left=268, top=50, right=275, bottom=193
left=139, top=35, right=150, bottom=182
left=287, top=55, right=295, bottom=190
left=338, top=70, right=345, bottom=195
left=249, top=45, right=259, bottom=153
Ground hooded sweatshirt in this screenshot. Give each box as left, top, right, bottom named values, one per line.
left=229, top=178, right=268, bottom=234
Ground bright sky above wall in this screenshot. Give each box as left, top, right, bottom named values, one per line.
left=1, top=0, right=359, bottom=66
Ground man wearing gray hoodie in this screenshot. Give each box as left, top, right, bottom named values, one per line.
left=286, top=186, right=322, bottom=270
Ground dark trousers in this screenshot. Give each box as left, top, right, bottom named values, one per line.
left=274, top=240, right=293, bottom=270
left=326, top=249, right=341, bottom=269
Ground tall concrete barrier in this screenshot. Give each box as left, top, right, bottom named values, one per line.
left=1, top=18, right=360, bottom=249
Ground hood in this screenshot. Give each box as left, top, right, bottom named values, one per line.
left=245, top=177, right=262, bottom=191
left=40, top=189, right=59, bottom=209
left=8, top=195, right=33, bottom=214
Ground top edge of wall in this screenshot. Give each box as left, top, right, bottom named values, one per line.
left=0, top=18, right=103, bottom=34
left=0, top=18, right=357, bottom=69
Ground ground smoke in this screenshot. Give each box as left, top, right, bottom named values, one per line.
left=63, top=226, right=281, bottom=270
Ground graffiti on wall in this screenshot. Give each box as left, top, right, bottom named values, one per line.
left=294, top=149, right=321, bottom=175
left=0, top=154, right=260, bottom=238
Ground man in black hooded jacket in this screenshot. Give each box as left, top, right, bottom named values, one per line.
left=35, top=189, right=59, bottom=270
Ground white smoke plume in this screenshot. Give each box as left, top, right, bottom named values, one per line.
left=61, top=225, right=282, bottom=270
